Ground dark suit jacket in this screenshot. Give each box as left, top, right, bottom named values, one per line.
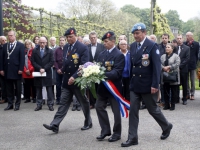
left=88, top=43, right=104, bottom=62
left=129, top=38, right=160, bottom=94
left=184, top=41, right=199, bottom=70
left=175, top=44, right=190, bottom=73
left=97, top=47, right=125, bottom=97
left=62, top=40, right=89, bottom=89
left=31, top=46, right=54, bottom=86
left=2, top=41, right=25, bottom=80
left=158, top=42, right=166, bottom=56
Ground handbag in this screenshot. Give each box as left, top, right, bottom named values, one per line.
left=163, top=71, right=178, bottom=83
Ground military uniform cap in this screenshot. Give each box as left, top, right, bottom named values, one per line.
left=102, top=31, right=115, bottom=41
left=64, top=28, right=76, bottom=36
left=131, top=23, right=146, bottom=33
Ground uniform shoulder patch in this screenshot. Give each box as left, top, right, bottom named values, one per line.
left=156, top=49, right=160, bottom=55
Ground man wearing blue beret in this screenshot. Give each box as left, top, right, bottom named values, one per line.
left=121, top=23, right=172, bottom=147
left=96, top=31, right=125, bottom=142
left=43, top=27, right=92, bottom=133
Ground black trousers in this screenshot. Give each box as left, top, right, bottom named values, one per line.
left=96, top=94, right=121, bottom=137
left=122, top=77, right=130, bottom=101
left=163, top=83, right=179, bottom=107
left=0, top=75, right=7, bottom=100
left=24, top=78, right=36, bottom=100
left=51, top=87, right=91, bottom=127
left=6, top=79, right=21, bottom=107
left=36, top=86, right=54, bottom=107
left=128, top=91, right=169, bottom=140
left=88, top=83, right=98, bottom=107
left=179, top=72, right=188, bottom=101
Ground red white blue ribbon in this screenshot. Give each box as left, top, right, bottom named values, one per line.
left=102, top=80, right=130, bottom=118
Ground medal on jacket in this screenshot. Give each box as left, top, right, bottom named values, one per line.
left=142, top=54, right=150, bottom=66
left=105, top=61, right=114, bottom=71
left=72, top=53, right=79, bottom=64
left=7, top=42, right=16, bottom=59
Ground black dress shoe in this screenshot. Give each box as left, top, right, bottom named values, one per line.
left=72, top=105, right=76, bottom=111
left=34, top=106, right=42, bottom=111
left=43, top=124, right=59, bottom=133
left=121, top=139, right=138, bottom=147
left=14, top=107, right=19, bottom=111
left=108, top=136, right=121, bottom=142
left=4, top=105, right=13, bottom=111
left=96, top=133, right=111, bottom=140
left=43, top=100, right=45, bottom=105
left=183, top=101, right=187, bottom=105
left=49, top=106, right=54, bottom=111
left=81, top=123, right=92, bottom=130
left=32, top=99, right=36, bottom=103
left=140, top=105, right=146, bottom=110
left=163, top=106, right=170, bottom=110
left=24, top=99, right=31, bottom=103
left=160, top=123, right=173, bottom=140
left=77, top=105, right=81, bottom=111
left=56, top=101, right=60, bottom=105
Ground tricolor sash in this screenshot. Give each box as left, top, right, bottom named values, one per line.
left=102, top=80, right=130, bottom=118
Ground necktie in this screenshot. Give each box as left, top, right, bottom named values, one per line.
left=137, top=43, right=141, bottom=53
left=178, top=46, right=181, bottom=55
left=40, top=48, right=44, bottom=58
left=9, top=43, right=13, bottom=52
left=106, top=50, right=109, bottom=57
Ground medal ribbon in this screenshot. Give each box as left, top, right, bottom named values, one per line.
left=102, top=80, right=130, bottom=118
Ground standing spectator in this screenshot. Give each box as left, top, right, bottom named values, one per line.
left=161, top=43, right=180, bottom=110
left=121, top=23, right=172, bottom=147
left=0, top=36, right=7, bottom=104
left=176, top=35, right=190, bottom=105
left=185, top=32, right=199, bottom=100
left=117, top=35, right=129, bottom=50
left=43, top=28, right=92, bottom=133
left=23, top=40, right=36, bottom=103
left=171, top=39, right=178, bottom=53
left=49, top=37, right=59, bottom=100
left=96, top=32, right=125, bottom=142
left=1, top=31, right=25, bottom=111
left=88, top=31, right=104, bottom=109
left=119, top=39, right=130, bottom=101
left=149, top=34, right=157, bottom=42
left=33, top=36, right=39, bottom=46
left=54, top=36, right=66, bottom=105
left=77, top=36, right=83, bottom=43
left=31, top=37, right=54, bottom=111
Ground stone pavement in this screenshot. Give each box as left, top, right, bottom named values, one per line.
left=0, top=92, right=200, bottom=150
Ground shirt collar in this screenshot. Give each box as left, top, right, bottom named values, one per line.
left=107, top=46, right=115, bottom=53
left=10, top=41, right=17, bottom=45
left=138, top=37, right=146, bottom=47
left=91, top=43, right=97, bottom=47
left=120, top=49, right=128, bottom=56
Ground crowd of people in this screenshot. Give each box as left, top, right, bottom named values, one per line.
left=0, top=22, right=199, bottom=147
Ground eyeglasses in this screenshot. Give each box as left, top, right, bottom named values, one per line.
left=120, top=44, right=127, bottom=45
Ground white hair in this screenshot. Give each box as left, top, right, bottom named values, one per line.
left=50, top=37, right=56, bottom=41
left=82, top=37, right=91, bottom=44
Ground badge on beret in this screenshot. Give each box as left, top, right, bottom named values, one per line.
left=107, top=33, right=111, bottom=38
left=156, top=49, right=160, bottom=55
left=137, top=26, right=141, bottom=30
left=70, top=30, right=74, bottom=34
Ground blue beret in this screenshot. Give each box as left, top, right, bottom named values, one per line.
left=102, top=31, right=115, bottom=41
left=64, top=28, right=76, bottom=36
left=131, top=23, right=146, bottom=33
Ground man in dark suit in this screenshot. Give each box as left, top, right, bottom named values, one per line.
left=95, top=32, right=125, bottom=142
left=88, top=31, right=104, bottom=109
left=0, top=36, right=7, bottom=104
left=0, top=31, right=25, bottom=111
left=176, top=34, right=190, bottom=105
left=121, top=23, right=172, bottom=147
left=43, top=28, right=92, bottom=133
left=31, top=37, right=54, bottom=111
left=184, top=32, right=199, bottom=100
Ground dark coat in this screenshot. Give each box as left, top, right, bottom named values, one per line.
left=184, top=41, right=199, bottom=70
left=158, top=42, right=166, bottom=56
left=31, top=46, right=54, bottom=87
left=97, top=47, right=125, bottom=97
left=175, top=44, right=190, bottom=73
left=88, top=43, right=105, bottom=62
left=129, top=38, right=161, bottom=94
left=0, top=45, right=3, bottom=71
left=62, top=40, right=89, bottom=89
left=2, top=41, right=25, bottom=80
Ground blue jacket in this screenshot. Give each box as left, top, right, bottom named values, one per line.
left=62, top=40, right=89, bottom=89
left=2, top=41, right=25, bottom=80
left=129, top=38, right=161, bottom=94
left=97, top=47, right=125, bottom=97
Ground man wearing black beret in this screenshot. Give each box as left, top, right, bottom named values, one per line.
left=43, top=27, right=92, bottom=133
left=95, top=31, right=125, bottom=142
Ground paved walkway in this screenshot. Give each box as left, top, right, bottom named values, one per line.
left=0, top=92, right=200, bottom=150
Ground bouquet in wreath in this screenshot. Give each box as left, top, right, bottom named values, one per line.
left=75, top=62, right=106, bottom=98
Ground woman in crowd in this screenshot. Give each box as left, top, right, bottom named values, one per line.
left=161, top=43, right=180, bottom=110
left=22, top=40, right=36, bottom=103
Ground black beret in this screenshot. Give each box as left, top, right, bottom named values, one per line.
left=64, top=28, right=76, bottom=36
left=102, top=31, right=115, bottom=41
